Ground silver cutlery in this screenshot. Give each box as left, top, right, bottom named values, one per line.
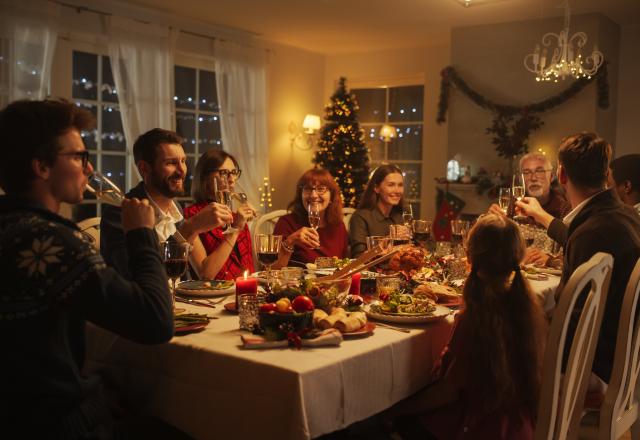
left=374, top=322, right=412, bottom=333
left=175, top=297, right=217, bottom=309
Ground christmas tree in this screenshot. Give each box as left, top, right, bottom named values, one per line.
left=313, top=77, right=370, bottom=208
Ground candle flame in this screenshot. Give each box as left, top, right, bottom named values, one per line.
left=243, top=270, right=248, bottom=280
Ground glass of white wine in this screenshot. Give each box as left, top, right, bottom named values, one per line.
left=214, top=174, right=237, bottom=234
left=498, top=187, right=511, bottom=214
left=307, top=202, right=321, bottom=249
left=85, top=171, right=125, bottom=206
left=512, top=174, right=526, bottom=220
left=402, top=204, right=414, bottom=227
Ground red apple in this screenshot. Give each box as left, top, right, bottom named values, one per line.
left=260, top=303, right=277, bottom=313
left=291, top=295, right=315, bottom=312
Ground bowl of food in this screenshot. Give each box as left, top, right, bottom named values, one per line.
left=258, top=296, right=314, bottom=339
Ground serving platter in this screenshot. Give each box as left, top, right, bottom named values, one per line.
left=176, top=280, right=235, bottom=297
left=364, top=304, right=451, bottom=324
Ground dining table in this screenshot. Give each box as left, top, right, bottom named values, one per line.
left=84, top=276, right=559, bottom=440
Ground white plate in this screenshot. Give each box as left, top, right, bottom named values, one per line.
left=364, top=304, right=451, bottom=324
left=524, top=265, right=562, bottom=276
left=176, top=280, right=235, bottom=297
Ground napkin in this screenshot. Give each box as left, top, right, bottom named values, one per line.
left=241, top=328, right=343, bottom=349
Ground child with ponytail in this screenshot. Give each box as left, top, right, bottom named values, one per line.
left=385, top=214, right=547, bottom=439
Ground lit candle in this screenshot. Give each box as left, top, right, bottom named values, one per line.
left=349, top=272, right=361, bottom=296
left=236, top=270, right=257, bottom=307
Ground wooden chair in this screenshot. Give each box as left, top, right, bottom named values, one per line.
left=77, top=217, right=101, bottom=250
left=343, top=207, right=355, bottom=232
left=535, top=252, right=614, bottom=440
left=579, top=258, right=640, bottom=440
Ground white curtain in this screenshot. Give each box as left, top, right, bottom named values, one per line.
left=0, top=0, right=60, bottom=108
left=105, top=16, right=175, bottom=156
left=214, top=39, right=268, bottom=208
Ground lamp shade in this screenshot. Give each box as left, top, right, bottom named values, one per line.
left=302, top=114, right=321, bottom=133
left=379, top=124, right=396, bottom=141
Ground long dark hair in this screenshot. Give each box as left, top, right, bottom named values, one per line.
left=357, top=164, right=405, bottom=212
left=191, top=149, right=240, bottom=203
left=462, top=214, right=546, bottom=420
left=288, top=168, right=344, bottom=226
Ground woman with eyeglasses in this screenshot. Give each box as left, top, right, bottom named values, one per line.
left=272, top=168, right=349, bottom=269
left=349, top=164, right=406, bottom=257
left=183, top=149, right=256, bottom=280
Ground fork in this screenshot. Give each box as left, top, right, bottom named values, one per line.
left=202, top=296, right=230, bottom=305
left=175, top=297, right=217, bottom=309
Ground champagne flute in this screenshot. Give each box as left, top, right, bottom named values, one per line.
left=160, top=240, right=190, bottom=314
left=255, top=234, right=282, bottom=292
left=85, top=170, right=125, bottom=206
left=308, top=202, right=321, bottom=249
left=214, top=174, right=237, bottom=234
left=402, top=204, right=414, bottom=227
left=498, top=187, right=511, bottom=214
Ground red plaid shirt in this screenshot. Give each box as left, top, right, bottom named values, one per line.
left=183, top=201, right=255, bottom=280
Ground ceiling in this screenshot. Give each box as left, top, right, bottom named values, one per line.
left=124, top=0, right=640, bottom=54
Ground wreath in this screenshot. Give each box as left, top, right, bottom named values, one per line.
left=436, top=64, right=609, bottom=159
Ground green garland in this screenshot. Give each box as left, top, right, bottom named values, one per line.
left=436, top=64, right=609, bottom=159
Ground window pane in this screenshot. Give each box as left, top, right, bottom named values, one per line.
left=388, top=124, right=422, bottom=160
left=184, top=155, right=196, bottom=196
left=176, top=112, right=196, bottom=154
left=353, top=88, right=385, bottom=123
left=363, top=125, right=384, bottom=161
left=101, top=56, right=118, bottom=103
left=102, top=105, right=126, bottom=151
left=400, top=162, right=421, bottom=200
left=199, top=70, right=219, bottom=112
left=389, top=86, right=423, bottom=122
left=101, top=155, right=126, bottom=192
left=76, top=102, right=98, bottom=149
left=72, top=203, right=97, bottom=222
left=72, top=51, right=98, bottom=100
left=198, top=114, right=222, bottom=150
left=175, top=66, right=196, bottom=109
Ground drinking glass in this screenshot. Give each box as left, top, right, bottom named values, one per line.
left=85, top=170, right=125, bottom=206
left=254, top=234, right=282, bottom=291
left=376, top=276, right=401, bottom=301
left=214, top=174, right=236, bottom=234
left=366, top=235, right=391, bottom=252
left=498, top=187, right=511, bottom=214
left=238, top=294, right=261, bottom=331
left=450, top=219, right=470, bottom=257
left=520, top=224, right=536, bottom=248
left=512, top=174, right=525, bottom=218
left=402, top=204, right=414, bottom=227
left=412, top=219, right=434, bottom=251
left=307, top=202, right=321, bottom=249
left=160, top=240, right=190, bottom=313
left=389, top=224, right=412, bottom=246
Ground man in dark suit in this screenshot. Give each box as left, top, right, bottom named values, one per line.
left=101, top=128, right=232, bottom=279
left=550, top=132, right=640, bottom=384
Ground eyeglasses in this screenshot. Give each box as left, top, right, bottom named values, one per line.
left=214, top=169, right=242, bottom=179
left=522, top=168, right=552, bottom=178
left=301, top=185, right=329, bottom=195
left=59, top=150, right=90, bottom=168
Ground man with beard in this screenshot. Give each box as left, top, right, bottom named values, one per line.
left=609, top=154, right=640, bottom=215
left=101, top=128, right=233, bottom=279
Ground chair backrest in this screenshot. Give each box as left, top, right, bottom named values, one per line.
left=77, top=216, right=101, bottom=250
left=250, top=210, right=288, bottom=265
left=343, top=207, right=355, bottom=231
left=535, top=252, right=613, bottom=440
left=598, top=258, right=640, bottom=439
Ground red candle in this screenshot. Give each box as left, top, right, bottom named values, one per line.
left=349, top=272, right=361, bottom=296
left=236, top=271, right=258, bottom=307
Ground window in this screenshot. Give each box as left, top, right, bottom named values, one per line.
left=353, top=84, right=424, bottom=213
left=173, top=65, right=222, bottom=199
left=71, top=50, right=128, bottom=221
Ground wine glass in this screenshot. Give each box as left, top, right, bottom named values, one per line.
left=307, top=202, right=321, bottom=249
left=450, top=219, right=470, bottom=257
left=160, top=240, right=190, bottom=314
left=402, top=204, right=414, bottom=227
left=85, top=170, right=125, bottom=206
left=412, top=219, right=433, bottom=251
left=498, top=187, right=511, bottom=214
left=214, top=174, right=237, bottom=234
left=254, top=234, right=282, bottom=292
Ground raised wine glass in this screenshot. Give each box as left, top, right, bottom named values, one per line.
left=214, top=174, right=237, bottom=234
left=160, top=240, right=190, bottom=314
left=307, top=202, right=321, bottom=249
left=498, top=187, right=511, bottom=214
left=402, top=204, right=414, bottom=227
left=254, top=234, right=282, bottom=292
left=85, top=170, right=125, bottom=206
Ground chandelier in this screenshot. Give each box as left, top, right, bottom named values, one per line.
left=524, top=0, right=604, bottom=82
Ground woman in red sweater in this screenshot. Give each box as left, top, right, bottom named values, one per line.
left=184, top=149, right=256, bottom=280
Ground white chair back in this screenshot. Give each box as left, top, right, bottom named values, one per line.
left=535, top=252, right=613, bottom=440
left=343, top=207, right=355, bottom=232
left=77, top=217, right=101, bottom=250
left=579, top=257, right=640, bottom=440
left=250, top=210, right=288, bottom=265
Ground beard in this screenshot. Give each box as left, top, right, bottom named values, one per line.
left=150, top=173, right=184, bottom=198
left=527, top=184, right=546, bottom=199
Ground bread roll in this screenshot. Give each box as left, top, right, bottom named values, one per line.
left=318, top=308, right=347, bottom=329
left=335, top=312, right=367, bottom=333
left=313, top=309, right=328, bottom=327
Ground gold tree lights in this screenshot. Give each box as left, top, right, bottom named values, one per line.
left=258, top=177, right=275, bottom=212
left=313, top=77, right=370, bottom=208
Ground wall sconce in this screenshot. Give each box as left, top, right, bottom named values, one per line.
left=289, top=114, right=321, bottom=150
left=379, top=124, right=396, bottom=142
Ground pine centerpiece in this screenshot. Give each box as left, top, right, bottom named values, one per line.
left=313, top=77, right=370, bottom=208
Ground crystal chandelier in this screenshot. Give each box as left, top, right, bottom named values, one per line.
left=524, top=0, right=604, bottom=82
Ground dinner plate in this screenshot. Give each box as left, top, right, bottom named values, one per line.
left=174, top=322, right=208, bottom=334
left=176, top=280, right=235, bottom=297
left=341, top=321, right=376, bottom=338
left=364, top=304, right=451, bottom=324
left=524, top=265, right=562, bottom=276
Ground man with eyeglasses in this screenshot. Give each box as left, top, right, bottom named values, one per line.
left=0, top=99, right=189, bottom=438
left=101, top=128, right=233, bottom=279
